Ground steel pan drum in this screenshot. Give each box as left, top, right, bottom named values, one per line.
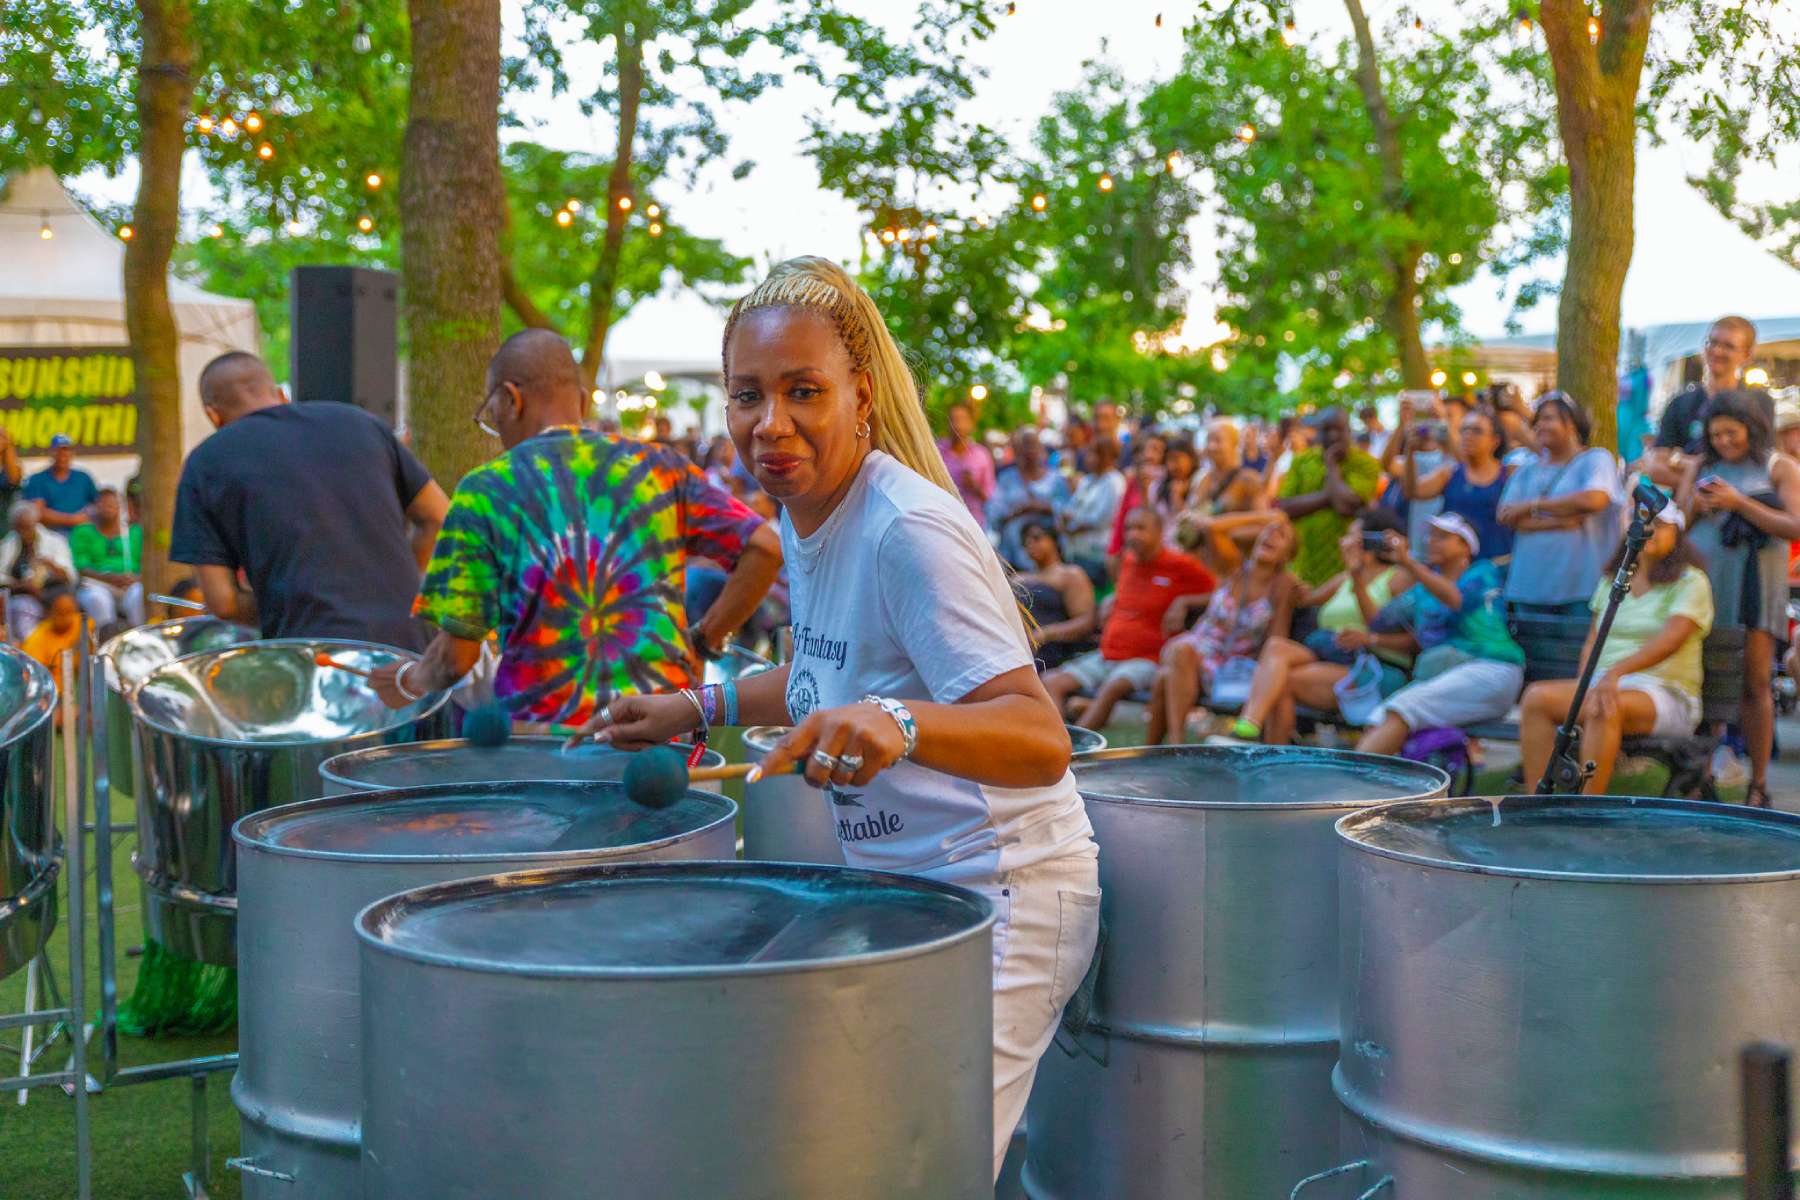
left=357, top=861, right=996, bottom=1199
left=318, top=736, right=724, bottom=796
left=1024, top=745, right=1449, bottom=1199
left=1329, top=795, right=1800, bottom=1199
left=1066, top=725, right=1107, bottom=755
left=740, top=726, right=844, bottom=864
left=232, top=781, right=736, bottom=1199
left=130, top=638, right=450, bottom=966
left=100, top=617, right=256, bottom=802
left=0, top=646, right=56, bottom=981
left=702, top=641, right=776, bottom=686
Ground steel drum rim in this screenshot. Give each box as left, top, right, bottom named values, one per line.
left=354, top=859, right=997, bottom=981
left=1071, top=744, right=1450, bottom=810
left=0, top=646, right=57, bottom=748
left=126, top=636, right=450, bottom=747
left=749, top=724, right=1107, bottom=756
left=130, top=855, right=240, bottom=913
left=97, top=614, right=255, bottom=692
left=1331, top=1064, right=1746, bottom=1180
left=1336, top=793, right=1800, bottom=884
left=316, top=735, right=726, bottom=790
left=0, top=855, right=60, bottom=923
left=232, top=781, right=739, bottom=865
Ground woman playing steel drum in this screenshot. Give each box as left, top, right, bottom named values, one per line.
left=575, top=257, right=1100, bottom=1180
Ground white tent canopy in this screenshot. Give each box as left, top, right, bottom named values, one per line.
left=0, top=167, right=259, bottom=483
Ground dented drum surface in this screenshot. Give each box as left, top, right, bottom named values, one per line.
left=319, top=736, right=725, bottom=795
left=99, top=617, right=255, bottom=802
left=357, top=861, right=996, bottom=1199
left=0, top=646, right=56, bottom=982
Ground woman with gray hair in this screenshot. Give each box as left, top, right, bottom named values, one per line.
left=0, top=498, right=75, bottom=638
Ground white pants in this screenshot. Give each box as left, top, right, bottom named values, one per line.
left=970, top=846, right=1102, bottom=1179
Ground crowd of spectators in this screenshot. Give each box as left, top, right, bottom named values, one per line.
left=925, top=313, right=1795, bottom=803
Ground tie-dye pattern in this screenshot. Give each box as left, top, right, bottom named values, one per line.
left=414, top=429, right=762, bottom=724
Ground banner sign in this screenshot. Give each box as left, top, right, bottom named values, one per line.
left=0, top=346, right=139, bottom=454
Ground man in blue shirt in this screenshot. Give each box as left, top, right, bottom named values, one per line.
left=23, top=434, right=99, bottom=530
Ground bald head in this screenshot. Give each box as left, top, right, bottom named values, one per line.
left=199, top=352, right=284, bottom=425
left=484, top=329, right=587, bottom=447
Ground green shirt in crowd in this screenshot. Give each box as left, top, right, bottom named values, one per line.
left=1277, top=446, right=1384, bottom=587
left=69, top=524, right=142, bottom=575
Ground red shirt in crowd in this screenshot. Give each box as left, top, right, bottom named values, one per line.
left=1101, top=547, right=1215, bottom=661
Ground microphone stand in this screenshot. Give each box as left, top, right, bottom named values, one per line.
left=1535, top=488, right=1663, bottom=795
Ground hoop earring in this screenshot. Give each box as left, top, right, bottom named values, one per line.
left=855, top=419, right=872, bottom=440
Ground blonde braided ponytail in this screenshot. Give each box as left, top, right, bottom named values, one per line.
left=722, top=257, right=958, bottom=497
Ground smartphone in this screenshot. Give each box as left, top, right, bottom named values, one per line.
left=1698, top=474, right=1722, bottom=490
left=1360, top=531, right=1387, bottom=553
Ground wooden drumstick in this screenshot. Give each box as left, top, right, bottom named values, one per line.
left=313, top=651, right=374, bottom=679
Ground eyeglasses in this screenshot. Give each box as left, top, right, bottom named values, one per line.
left=1706, top=335, right=1749, bottom=353
left=474, top=383, right=506, bottom=437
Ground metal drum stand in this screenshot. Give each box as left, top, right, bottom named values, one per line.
left=0, top=652, right=93, bottom=1198
left=81, top=629, right=235, bottom=1199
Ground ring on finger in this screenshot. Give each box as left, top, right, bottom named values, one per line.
left=811, top=749, right=843, bottom=773
left=837, top=752, right=864, bottom=772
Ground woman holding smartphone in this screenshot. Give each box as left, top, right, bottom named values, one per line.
left=1678, top=390, right=1800, bottom=806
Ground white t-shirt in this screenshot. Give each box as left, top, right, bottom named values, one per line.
left=779, top=451, right=1094, bottom=885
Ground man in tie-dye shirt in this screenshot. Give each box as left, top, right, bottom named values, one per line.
left=372, top=330, right=782, bottom=726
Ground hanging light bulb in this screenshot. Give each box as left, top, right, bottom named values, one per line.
left=969, top=384, right=989, bottom=402
left=357, top=215, right=374, bottom=233
left=207, top=223, right=225, bottom=238
left=1154, top=12, right=1163, bottom=28
left=38, top=216, right=52, bottom=240
left=565, top=198, right=581, bottom=212
left=1448, top=252, right=1463, bottom=265
left=286, top=219, right=306, bottom=235
left=555, top=209, right=574, bottom=227
left=1235, top=122, right=1258, bottom=143
left=219, top=117, right=239, bottom=137
left=1586, top=14, right=1600, bottom=42
left=648, top=222, right=663, bottom=237
left=366, top=172, right=383, bottom=190
left=1281, top=20, right=1298, bottom=47
left=196, top=115, right=215, bottom=134
left=1429, top=368, right=1448, bottom=388
left=1005, top=1, right=1015, bottom=14
left=1516, top=15, right=1533, bottom=33
left=1461, top=371, right=1478, bottom=387
left=646, top=203, right=661, bottom=218
left=1030, top=193, right=1048, bottom=212
left=923, top=222, right=941, bottom=240
left=880, top=227, right=898, bottom=243
left=117, top=225, right=133, bottom=240
left=617, top=196, right=633, bottom=212
left=244, top=111, right=263, bottom=133
left=352, top=22, right=373, bottom=54
left=257, top=142, right=275, bottom=160
left=1098, top=173, right=1114, bottom=192
left=1166, top=150, right=1183, bottom=171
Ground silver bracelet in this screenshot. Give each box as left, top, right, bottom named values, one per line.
left=860, top=695, right=917, bottom=760
left=394, top=661, right=423, bottom=702
left=678, top=687, right=708, bottom=734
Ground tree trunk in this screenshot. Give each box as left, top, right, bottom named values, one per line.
left=1343, top=0, right=1431, bottom=389
left=124, top=0, right=195, bottom=600
left=1541, top=0, right=1654, bottom=454
left=402, top=0, right=503, bottom=489
left=579, top=23, right=645, bottom=389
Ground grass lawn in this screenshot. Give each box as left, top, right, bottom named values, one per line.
left=0, top=721, right=1734, bottom=1199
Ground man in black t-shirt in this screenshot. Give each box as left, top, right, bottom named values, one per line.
left=170, top=352, right=449, bottom=650
left=1649, top=314, right=1766, bottom=485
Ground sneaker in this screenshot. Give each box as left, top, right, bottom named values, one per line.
left=1712, top=745, right=1749, bottom=789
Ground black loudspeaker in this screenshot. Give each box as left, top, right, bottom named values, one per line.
left=289, top=265, right=399, bottom=425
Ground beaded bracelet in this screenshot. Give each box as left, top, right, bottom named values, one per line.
left=722, top=680, right=739, bottom=728
left=698, top=683, right=720, bottom=728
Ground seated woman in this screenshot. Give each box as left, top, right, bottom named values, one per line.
left=1016, top=520, right=1098, bottom=670
left=1519, top=504, right=1712, bottom=794
left=1224, top=508, right=1416, bottom=744
left=1145, top=516, right=1300, bottom=745
left=1355, top=513, right=1527, bottom=757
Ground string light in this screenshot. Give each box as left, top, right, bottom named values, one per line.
left=1448, top=252, right=1463, bottom=264
left=366, top=172, right=383, bottom=190
left=880, top=227, right=898, bottom=243
left=1166, top=150, right=1182, bottom=171
left=286, top=219, right=305, bottom=235
left=649, top=222, right=663, bottom=237
left=207, top=223, right=224, bottom=238
left=1098, top=173, right=1114, bottom=192
left=1745, top=367, right=1770, bottom=387
left=38, top=216, right=52, bottom=240
left=1005, top=1, right=1015, bottom=13
left=257, top=142, right=275, bottom=160
left=1586, top=15, right=1600, bottom=43
left=555, top=209, right=574, bottom=227
left=1154, top=12, right=1162, bottom=28
left=1461, top=371, right=1478, bottom=386
left=244, top=111, right=263, bottom=133
left=1516, top=15, right=1532, bottom=33
left=1281, top=20, right=1298, bottom=47
left=117, top=225, right=133, bottom=240
left=617, top=196, right=633, bottom=212
left=219, top=117, right=239, bottom=137
left=923, top=222, right=941, bottom=240
left=356, top=215, right=374, bottom=233
left=646, top=203, right=661, bottom=218
left=1030, top=193, right=1048, bottom=211
left=195, top=115, right=215, bottom=134
left=1429, top=368, right=1448, bottom=387
left=1235, top=122, right=1258, bottom=143
left=565, top=198, right=581, bottom=212
left=970, top=383, right=989, bottom=401
left=352, top=22, right=372, bottom=54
